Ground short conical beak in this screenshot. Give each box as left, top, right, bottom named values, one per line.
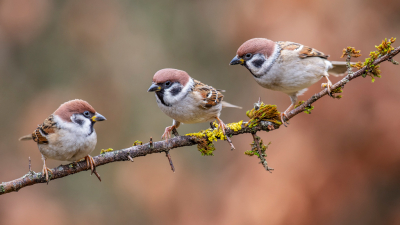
left=229, top=55, right=244, bottom=65
left=148, top=83, right=161, bottom=92
left=92, top=112, right=106, bottom=122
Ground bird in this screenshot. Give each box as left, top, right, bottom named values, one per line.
left=229, top=38, right=349, bottom=125
left=148, top=68, right=241, bottom=145
left=19, top=99, right=106, bottom=183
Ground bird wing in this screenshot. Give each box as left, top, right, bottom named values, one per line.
left=299, top=46, right=329, bottom=59
left=32, top=115, right=58, bottom=144
left=278, top=41, right=302, bottom=51
left=193, top=80, right=224, bottom=109
left=278, top=41, right=329, bottom=59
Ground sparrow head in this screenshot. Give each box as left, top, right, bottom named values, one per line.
left=54, top=99, right=106, bottom=126
left=148, top=68, right=192, bottom=106
left=230, top=38, right=277, bottom=76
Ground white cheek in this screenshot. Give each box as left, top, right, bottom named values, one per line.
left=246, top=54, right=266, bottom=73
left=163, top=79, right=194, bottom=105
left=59, top=114, right=93, bottom=135
left=73, top=114, right=92, bottom=128
left=246, top=43, right=280, bottom=76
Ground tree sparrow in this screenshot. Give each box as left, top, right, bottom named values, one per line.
left=19, top=99, right=106, bottom=182
left=230, top=38, right=348, bottom=124
left=148, top=68, right=241, bottom=143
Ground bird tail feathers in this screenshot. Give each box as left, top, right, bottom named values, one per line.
left=222, top=101, right=242, bottom=109
left=19, top=135, right=33, bottom=141
left=329, top=61, right=353, bottom=76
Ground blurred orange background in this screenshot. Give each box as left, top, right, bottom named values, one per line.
left=1, top=0, right=400, bottom=224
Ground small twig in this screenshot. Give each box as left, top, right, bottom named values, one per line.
left=28, top=157, right=32, bottom=172
left=149, top=137, right=153, bottom=148
left=93, top=171, right=101, bottom=182
left=346, top=53, right=354, bottom=76
left=127, top=155, right=134, bottom=162
left=254, top=97, right=262, bottom=110
left=165, top=151, right=175, bottom=172
left=225, top=136, right=235, bottom=151
left=390, top=58, right=399, bottom=65
left=252, top=133, right=274, bottom=173
left=165, top=140, right=175, bottom=172
left=27, top=157, right=34, bottom=176
left=251, top=133, right=264, bottom=159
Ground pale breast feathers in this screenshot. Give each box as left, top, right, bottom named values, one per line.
left=32, top=115, right=58, bottom=144
left=193, top=80, right=224, bottom=109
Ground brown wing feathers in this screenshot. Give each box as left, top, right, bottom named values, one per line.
left=33, top=126, right=48, bottom=144
left=278, top=41, right=329, bottom=59
left=299, top=46, right=329, bottom=59
left=20, top=115, right=57, bottom=144
left=33, top=115, right=57, bottom=144
left=278, top=41, right=302, bottom=51
left=193, top=80, right=223, bottom=109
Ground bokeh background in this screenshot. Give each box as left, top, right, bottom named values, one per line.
left=1, top=0, right=400, bottom=224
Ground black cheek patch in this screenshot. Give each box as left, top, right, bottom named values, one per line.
left=244, top=62, right=261, bottom=78
left=74, top=118, right=84, bottom=126
left=252, top=58, right=265, bottom=68
left=156, top=90, right=171, bottom=107
left=88, top=122, right=94, bottom=136
left=170, top=86, right=182, bottom=96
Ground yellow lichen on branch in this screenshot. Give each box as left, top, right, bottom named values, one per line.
left=350, top=37, right=397, bottom=82
left=185, top=120, right=244, bottom=156
left=100, top=148, right=114, bottom=154
left=133, top=140, right=143, bottom=146
left=244, top=139, right=270, bottom=157
left=294, top=101, right=315, bottom=114
left=246, top=103, right=282, bottom=127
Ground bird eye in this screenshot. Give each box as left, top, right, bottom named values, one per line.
left=83, top=111, right=90, bottom=118
left=245, top=53, right=253, bottom=59
left=165, top=81, right=172, bottom=87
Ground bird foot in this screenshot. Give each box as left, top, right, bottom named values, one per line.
left=216, top=117, right=235, bottom=150
left=42, top=164, right=52, bottom=184
left=162, top=125, right=176, bottom=142
left=321, top=80, right=333, bottom=97
left=85, top=155, right=101, bottom=182
left=280, top=113, right=290, bottom=127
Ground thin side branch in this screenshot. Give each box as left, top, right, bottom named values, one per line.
left=251, top=133, right=274, bottom=173
left=1, top=46, right=399, bottom=196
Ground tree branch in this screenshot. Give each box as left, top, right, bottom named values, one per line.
left=1, top=45, right=399, bottom=196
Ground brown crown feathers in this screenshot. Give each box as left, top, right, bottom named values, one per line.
left=152, top=68, right=190, bottom=86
